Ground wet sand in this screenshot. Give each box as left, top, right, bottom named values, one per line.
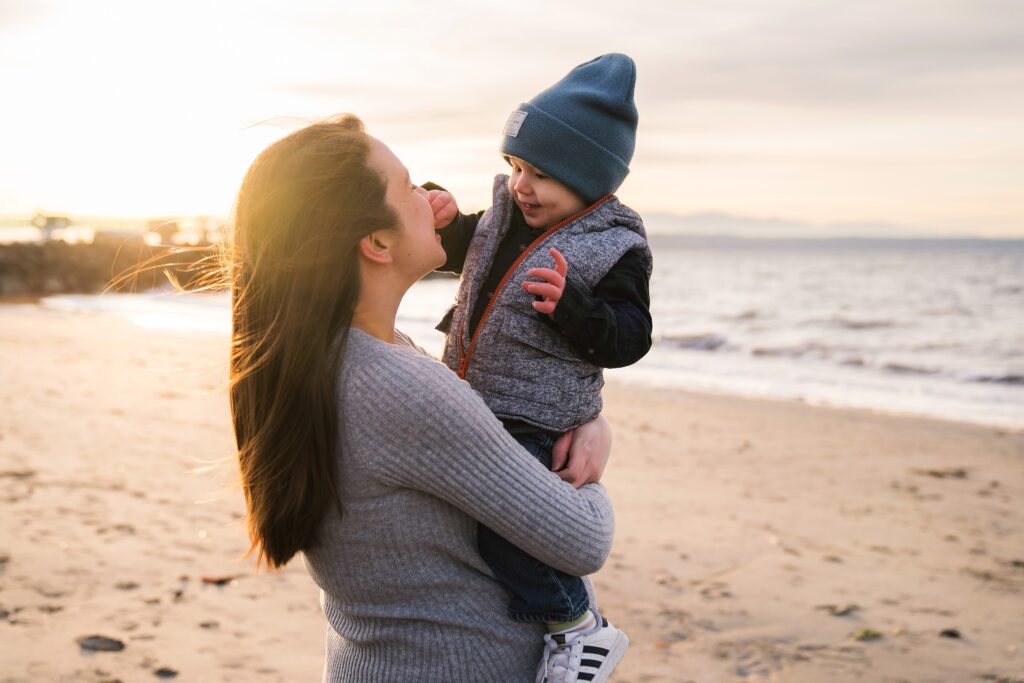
left=0, top=305, right=1021, bottom=682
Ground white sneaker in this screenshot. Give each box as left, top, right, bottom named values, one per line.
left=535, top=612, right=629, bottom=683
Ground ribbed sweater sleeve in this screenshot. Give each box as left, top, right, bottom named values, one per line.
left=343, top=340, right=615, bottom=577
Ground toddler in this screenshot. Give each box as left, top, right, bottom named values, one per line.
left=428, top=54, right=653, bottom=683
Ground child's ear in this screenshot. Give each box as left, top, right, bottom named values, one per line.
left=358, top=230, right=397, bottom=265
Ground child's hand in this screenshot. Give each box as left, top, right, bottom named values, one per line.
left=427, top=189, right=459, bottom=229
left=550, top=414, right=612, bottom=489
left=521, top=247, right=568, bottom=316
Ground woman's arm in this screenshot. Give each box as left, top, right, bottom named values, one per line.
left=344, top=354, right=615, bottom=577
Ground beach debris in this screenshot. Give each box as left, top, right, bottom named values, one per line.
left=981, top=674, right=1024, bottom=683
left=852, top=628, right=883, bottom=641
left=1008, top=559, right=1024, bottom=570
left=699, top=582, right=732, bottom=599
left=94, top=668, right=122, bottom=683
left=823, top=555, right=843, bottom=563
left=767, top=535, right=801, bottom=556
left=961, top=567, right=995, bottom=582
left=37, top=604, right=63, bottom=614
left=77, top=634, right=126, bottom=652
left=816, top=603, right=859, bottom=617
left=939, top=628, right=962, bottom=639
left=654, top=572, right=679, bottom=586
left=153, top=667, right=178, bottom=678
left=979, top=674, right=1024, bottom=683
left=115, top=581, right=140, bottom=591
left=0, top=469, right=36, bottom=479
left=912, top=467, right=967, bottom=480
left=201, top=575, right=237, bottom=586
left=199, top=620, right=220, bottom=629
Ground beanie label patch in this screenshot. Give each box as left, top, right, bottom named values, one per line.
left=503, top=111, right=528, bottom=138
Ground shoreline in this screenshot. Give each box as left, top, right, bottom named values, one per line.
left=606, top=375, right=1024, bottom=436
left=5, top=297, right=1021, bottom=434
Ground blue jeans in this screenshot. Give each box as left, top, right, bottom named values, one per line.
left=477, top=428, right=591, bottom=623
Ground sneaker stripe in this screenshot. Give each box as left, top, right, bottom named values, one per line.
left=582, top=646, right=610, bottom=656
left=578, top=674, right=595, bottom=682
left=580, top=658, right=603, bottom=668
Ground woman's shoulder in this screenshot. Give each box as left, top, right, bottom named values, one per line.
left=342, top=328, right=470, bottom=406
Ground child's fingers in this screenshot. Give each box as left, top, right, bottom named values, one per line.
left=428, top=191, right=455, bottom=213
left=525, top=267, right=564, bottom=288
left=522, top=282, right=562, bottom=301
left=531, top=300, right=557, bottom=314
left=550, top=247, right=568, bottom=277
left=430, top=196, right=451, bottom=215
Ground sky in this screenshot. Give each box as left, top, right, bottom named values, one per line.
left=1, top=0, right=1022, bottom=236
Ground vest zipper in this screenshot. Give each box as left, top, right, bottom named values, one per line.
left=456, top=194, right=614, bottom=379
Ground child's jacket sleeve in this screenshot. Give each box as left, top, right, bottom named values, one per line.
left=544, top=248, right=652, bottom=368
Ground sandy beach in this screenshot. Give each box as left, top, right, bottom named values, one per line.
left=1, top=304, right=1021, bottom=683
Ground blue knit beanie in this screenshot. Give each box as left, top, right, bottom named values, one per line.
left=500, top=53, right=638, bottom=204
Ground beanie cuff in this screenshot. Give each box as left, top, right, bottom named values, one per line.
left=500, top=103, right=630, bottom=204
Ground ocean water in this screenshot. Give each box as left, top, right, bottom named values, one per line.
left=31, top=238, right=1024, bottom=429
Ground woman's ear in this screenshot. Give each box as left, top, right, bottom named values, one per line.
left=358, top=230, right=396, bottom=265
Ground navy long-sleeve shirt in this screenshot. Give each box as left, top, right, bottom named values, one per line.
left=427, top=184, right=652, bottom=369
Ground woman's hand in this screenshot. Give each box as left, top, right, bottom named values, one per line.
left=427, top=189, right=459, bottom=229
left=550, top=414, right=612, bottom=489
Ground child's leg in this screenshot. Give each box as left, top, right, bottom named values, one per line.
left=477, top=429, right=591, bottom=624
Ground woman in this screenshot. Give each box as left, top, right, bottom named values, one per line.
left=229, top=115, right=616, bottom=682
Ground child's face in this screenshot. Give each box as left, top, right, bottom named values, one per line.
left=506, top=157, right=586, bottom=230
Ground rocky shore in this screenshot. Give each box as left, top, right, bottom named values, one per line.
left=0, top=236, right=217, bottom=298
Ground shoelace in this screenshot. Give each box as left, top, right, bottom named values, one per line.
left=541, top=633, right=584, bottom=683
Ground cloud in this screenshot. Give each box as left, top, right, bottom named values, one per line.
left=639, top=0, right=1024, bottom=111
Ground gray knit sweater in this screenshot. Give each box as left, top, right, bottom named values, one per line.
left=302, top=328, right=615, bottom=682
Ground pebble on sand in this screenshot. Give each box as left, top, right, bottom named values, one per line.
left=816, top=603, right=859, bottom=617
left=853, top=628, right=884, bottom=641
left=77, top=635, right=126, bottom=652
left=201, top=575, right=237, bottom=586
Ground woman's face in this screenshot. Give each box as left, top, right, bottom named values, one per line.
left=368, top=137, right=447, bottom=279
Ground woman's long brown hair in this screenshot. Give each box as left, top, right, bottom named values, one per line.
left=230, top=115, right=396, bottom=568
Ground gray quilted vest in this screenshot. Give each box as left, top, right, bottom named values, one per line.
left=439, top=174, right=652, bottom=432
